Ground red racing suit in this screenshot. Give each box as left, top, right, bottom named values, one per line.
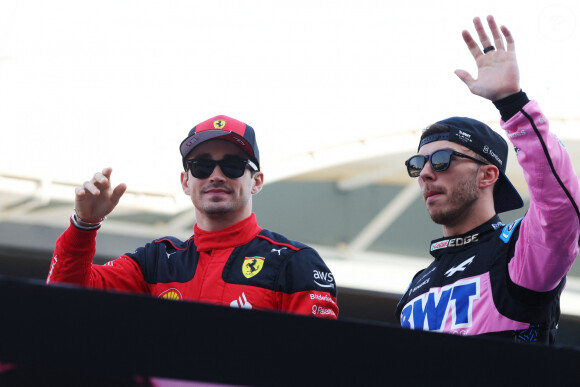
left=48, top=213, right=338, bottom=319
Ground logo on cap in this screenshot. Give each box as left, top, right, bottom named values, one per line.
left=483, top=145, right=503, bottom=166
left=457, top=130, right=473, bottom=144
left=213, top=119, right=226, bottom=129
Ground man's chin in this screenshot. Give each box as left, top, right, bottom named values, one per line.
left=202, top=204, right=234, bottom=215
left=427, top=208, right=448, bottom=225
left=429, top=213, right=445, bottom=225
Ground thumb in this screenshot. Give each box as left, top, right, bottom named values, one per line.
left=111, top=183, right=127, bottom=207
left=454, top=69, right=475, bottom=88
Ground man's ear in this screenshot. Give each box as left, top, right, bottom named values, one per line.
left=251, top=171, right=264, bottom=195
left=479, top=165, right=500, bottom=190
left=181, top=171, right=190, bottom=195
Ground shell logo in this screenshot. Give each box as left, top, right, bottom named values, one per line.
left=158, top=288, right=183, bottom=301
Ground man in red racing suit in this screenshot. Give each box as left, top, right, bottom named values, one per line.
left=47, top=115, right=338, bottom=319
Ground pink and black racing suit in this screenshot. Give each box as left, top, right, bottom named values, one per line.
left=396, top=94, right=580, bottom=343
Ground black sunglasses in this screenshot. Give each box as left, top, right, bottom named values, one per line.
left=185, top=157, right=259, bottom=179
left=405, top=149, right=488, bottom=177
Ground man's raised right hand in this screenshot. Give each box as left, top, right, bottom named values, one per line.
left=75, top=167, right=127, bottom=223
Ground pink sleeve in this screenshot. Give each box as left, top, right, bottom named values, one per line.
left=504, top=101, right=580, bottom=291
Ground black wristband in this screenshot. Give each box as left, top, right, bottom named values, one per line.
left=492, top=90, right=530, bottom=122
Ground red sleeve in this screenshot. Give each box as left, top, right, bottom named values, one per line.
left=277, top=248, right=339, bottom=319
left=280, top=290, right=338, bottom=319
left=47, top=222, right=149, bottom=294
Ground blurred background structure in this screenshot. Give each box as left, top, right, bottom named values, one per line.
left=1, top=1, right=579, bottom=344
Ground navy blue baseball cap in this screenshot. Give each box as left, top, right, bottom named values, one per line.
left=419, top=116, right=523, bottom=214
left=180, top=115, right=260, bottom=170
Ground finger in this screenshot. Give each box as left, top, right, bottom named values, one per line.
left=501, top=25, right=515, bottom=52
left=454, top=69, right=475, bottom=88
left=82, top=180, right=101, bottom=196
left=486, top=15, right=505, bottom=51
left=473, top=17, right=493, bottom=50
left=101, top=167, right=113, bottom=179
left=75, top=186, right=87, bottom=199
left=111, top=183, right=127, bottom=206
left=461, top=30, right=483, bottom=60
left=92, top=171, right=111, bottom=189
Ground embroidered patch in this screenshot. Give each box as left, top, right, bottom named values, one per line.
left=500, top=217, right=523, bottom=243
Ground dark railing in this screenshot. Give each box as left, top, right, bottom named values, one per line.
left=0, top=276, right=578, bottom=386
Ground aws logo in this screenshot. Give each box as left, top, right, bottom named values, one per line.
left=313, top=270, right=335, bottom=289
left=159, top=288, right=183, bottom=301
left=400, top=278, right=480, bottom=332
left=242, top=257, right=265, bottom=279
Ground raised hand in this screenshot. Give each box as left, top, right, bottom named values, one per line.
left=75, top=167, right=127, bottom=223
left=454, top=15, right=520, bottom=101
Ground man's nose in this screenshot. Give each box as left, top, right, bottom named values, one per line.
left=208, top=164, right=227, bottom=181
left=419, top=160, right=436, bottom=181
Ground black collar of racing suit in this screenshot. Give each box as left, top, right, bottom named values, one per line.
left=429, top=215, right=504, bottom=260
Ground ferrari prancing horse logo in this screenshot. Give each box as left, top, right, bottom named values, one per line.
left=213, top=119, right=226, bottom=129
left=242, top=257, right=265, bottom=279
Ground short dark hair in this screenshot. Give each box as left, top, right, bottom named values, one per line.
left=421, top=123, right=449, bottom=143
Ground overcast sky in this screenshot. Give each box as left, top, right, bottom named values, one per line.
left=1, top=0, right=579, bottom=195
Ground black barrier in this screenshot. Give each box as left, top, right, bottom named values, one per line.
left=0, top=276, right=579, bottom=386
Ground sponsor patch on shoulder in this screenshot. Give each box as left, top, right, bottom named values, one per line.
left=500, top=217, right=523, bottom=243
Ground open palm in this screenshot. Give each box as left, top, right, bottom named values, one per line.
left=455, top=16, right=520, bottom=102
